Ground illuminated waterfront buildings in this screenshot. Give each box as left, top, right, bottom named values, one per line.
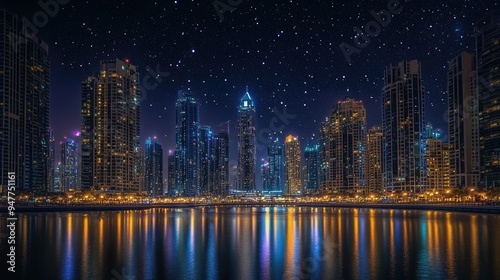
left=266, top=138, right=285, bottom=194
left=303, top=144, right=319, bottom=193
left=145, top=137, right=163, bottom=196
left=60, top=138, right=79, bottom=192
left=237, top=87, right=256, bottom=192
left=321, top=98, right=366, bottom=194
left=284, top=135, right=302, bottom=195
left=367, top=126, right=384, bottom=192
left=81, top=59, right=141, bottom=192
left=476, top=11, right=500, bottom=188
left=175, top=90, right=200, bottom=196
left=382, top=60, right=426, bottom=192
left=0, top=10, right=50, bottom=193
left=447, top=51, right=480, bottom=188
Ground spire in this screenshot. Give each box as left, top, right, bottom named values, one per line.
left=239, top=86, right=254, bottom=110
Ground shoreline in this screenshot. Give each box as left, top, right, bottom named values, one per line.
left=2, top=203, right=500, bottom=214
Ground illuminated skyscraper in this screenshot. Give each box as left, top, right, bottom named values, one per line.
left=145, top=137, right=163, bottom=196
left=48, top=129, right=56, bottom=192
left=267, top=138, right=284, bottom=193
left=447, top=52, right=480, bottom=188
left=321, top=98, right=366, bottom=194
left=237, top=87, right=256, bottom=192
left=213, top=131, right=230, bottom=196
left=0, top=10, right=50, bottom=193
left=382, top=60, right=426, bottom=192
left=175, top=90, right=200, bottom=196
left=261, top=162, right=270, bottom=192
left=476, top=11, right=500, bottom=188
left=60, top=138, right=79, bottom=192
left=304, top=144, right=319, bottom=193
left=367, top=126, right=383, bottom=192
left=199, top=126, right=213, bottom=195
left=425, top=126, right=451, bottom=191
left=285, top=135, right=301, bottom=195
left=81, top=59, right=141, bottom=192
left=167, top=150, right=175, bottom=195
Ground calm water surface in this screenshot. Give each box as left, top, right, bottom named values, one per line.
left=1, top=207, right=499, bottom=279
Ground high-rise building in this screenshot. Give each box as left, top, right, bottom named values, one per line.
left=175, top=90, right=200, bottom=196
left=212, top=131, right=230, bottom=196
left=81, top=59, right=141, bottom=192
left=167, top=150, right=175, bottom=195
left=260, top=162, right=270, bottom=192
left=319, top=121, right=329, bottom=191
left=382, top=60, right=426, bottom=192
left=145, top=137, right=163, bottom=196
left=54, top=162, right=62, bottom=193
left=476, top=11, right=500, bottom=188
left=237, top=87, right=256, bottom=192
left=0, top=10, right=50, bottom=193
left=321, top=98, right=366, bottom=194
left=367, top=126, right=384, bottom=192
left=60, top=138, right=79, bottom=192
left=425, top=126, right=451, bottom=191
left=199, top=126, right=213, bottom=195
left=303, top=144, right=319, bottom=193
left=48, top=129, right=56, bottom=192
left=266, top=138, right=284, bottom=193
left=447, top=52, right=480, bottom=189
left=284, top=135, right=301, bottom=195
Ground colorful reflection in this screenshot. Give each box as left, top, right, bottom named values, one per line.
left=1, top=207, right=499, bottom=279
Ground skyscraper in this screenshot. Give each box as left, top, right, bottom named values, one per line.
left=260, top=162, right=270, bottom=192
left=303, top=144, right=319, bottom=193
left=175, top=90, right=200, bottom=196
left=382, top=60, right=426, bottom=192
left=0, top=10, right=50, bottom=193
left=48, top=129, right=56, bottom=192
left=81, top=59, right=141, bottom=192
left=199, top=125, right=213, bottom=195
left=447, top=52, right=480, bottom=188
left=60, top=138, right=79, bottom=192
left=167, top=150, right=175, bottom=195
left=321, top=98, right=366, bottom=194
left=267, top=138, right=285, bottom=193
left=476, top=11, right=500, bottom=188
left=425, top=125, right=451, bottom=191
left=284, top=135, right=301, bottom=195
left=367, top=126, right=384, bottom=192
left=237, top=87, right=256, bottom=192
left=212, top=131, right=230, bottom=196
left=145, top=137, right=163, bottom=196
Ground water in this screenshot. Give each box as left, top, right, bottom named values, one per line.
left=1, top=207, right=499, bottom=279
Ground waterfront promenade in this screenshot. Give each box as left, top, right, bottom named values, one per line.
left=2, top=202, right=500, bottom=214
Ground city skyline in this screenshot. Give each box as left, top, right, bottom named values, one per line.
left=3, top=1, right=498, bottom=171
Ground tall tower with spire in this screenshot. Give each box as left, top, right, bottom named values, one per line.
left=237, top=87, right=256, bottom=192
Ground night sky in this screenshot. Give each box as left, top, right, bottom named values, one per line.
left=3, top=0, right=498, bottom=178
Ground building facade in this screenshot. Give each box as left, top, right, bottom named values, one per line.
left=60, top=138, right=79, bottom=192
left=145, top=137, right=163, bottom=196
left=175, top=90, right=200, bottom=196
left=237, top=88, right=256, bottom=192
left=284, top=135, right=301, bottom=195
left=81, top=59, right=141, bottom=192
left=447, top=51, right=480, bottom=189
left=321, top=98, right=366, bottom=194
left=199, top=126, right=213, bottom=195
left=0, top=10, right=50, bottom=193
left=476, top=11, right=500, bottom=188
left=266, top=138, right=285, bottom=193
left=212, top=131, right=230, bottom=196
left=367, top=126, right=384, bottom=193
left=382, top=60, right=426, bottom=192
left=303, top=144, right=319, bottom=193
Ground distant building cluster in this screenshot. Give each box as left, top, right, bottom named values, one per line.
left=1, top=10, right=500, bottom=195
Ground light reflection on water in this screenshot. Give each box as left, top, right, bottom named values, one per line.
left=1, top=207, right=499, bottom=279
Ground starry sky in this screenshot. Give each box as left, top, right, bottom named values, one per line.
left=3, top=0, right=498, bottom=180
